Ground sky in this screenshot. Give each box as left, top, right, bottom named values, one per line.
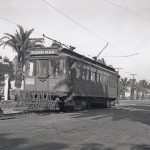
left=0, top=0, right=150, bottom=82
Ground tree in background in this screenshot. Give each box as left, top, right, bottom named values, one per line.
left=135, top=82, right=141, bottom=100
left=120, top=77, right=130, bottom=100
left=148, top=83, right=150, bottom=99
left=0, top=57, right=14, bottom=100
left=119, top=76, right=150, bottom=100
left=129, top=78, right=137, bottom=100
left=0, top=57, right=13, bottom=82
left=148, top=83, right=150, bottom=90
left=139, top=80, right=149, bottom=100
left=0, top=25, right=43, bottom=88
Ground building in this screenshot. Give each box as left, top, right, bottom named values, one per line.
left=0, top=56, right=11, bottom=100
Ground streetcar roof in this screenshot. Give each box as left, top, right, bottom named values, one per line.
left=61, top=48, right=116, bottom=72
left=29, top=47, right=117, bottom=73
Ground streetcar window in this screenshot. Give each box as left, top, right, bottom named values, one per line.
left=54, top=59, right=60, bottom=76
left=91, top=72, right=96, bottom=82
left=103, top=76, right=106, bottom=84
left=49, top=60, right=54, bottom=76
left=105, top=76, right=108, bottom=85
left=86, top=70, right=89, bottom=81
left=110, top=78, right=112, bottom=86
left=76, top=62, right=81, bottom=79
left=38, top=60, right=49, bottom=76
left=99, top=75, right=102, bottom=83
left=60, top=59, right=66, bottom=76
left=50, top=59, right=66, bottom=77
left=82, top=69, right=86, bottom=80
left=100, top=75, right=103, bottom=83
left=76, top=68, right=81, bottom=78
left=97, top=73, right=100, bottom=83
left=106, top=76, right=109, bottom=85
left=26, top=60, right=36, bottom=76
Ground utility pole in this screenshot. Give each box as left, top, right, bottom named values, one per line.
left=130, top=74, right=137, bottom=79
left=115, top=68, right=123, bottom=73
left=130, top=74, right=137, bottom=100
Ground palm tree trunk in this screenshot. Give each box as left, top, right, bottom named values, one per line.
left=136, top=92, right=139, bottom=100
left=8, top=79, right=10, bottom=100
left=15, top=62, right=23, bottom=88
left=141, top=92, right=144, bottom=100
left=130, top=88, right=134, bottom=100
left=122, top=92, right=126, bottom=100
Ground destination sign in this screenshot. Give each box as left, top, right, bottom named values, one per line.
left=30, top=49, right=58, bottom=55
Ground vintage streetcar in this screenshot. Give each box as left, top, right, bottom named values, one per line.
left=15, top=43, right=119, bottom=111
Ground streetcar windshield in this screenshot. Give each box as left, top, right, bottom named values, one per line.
left=49, top=59, right=67, bottom=77
left=26, top=59, right=67, bottom=77
left=38, top=60, right=49, bottom=76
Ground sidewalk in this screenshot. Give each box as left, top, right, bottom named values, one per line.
left=0, top=100, right=23, bottom=116
left=2, top=108, right=23, bottom=115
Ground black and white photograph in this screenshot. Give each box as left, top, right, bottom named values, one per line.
left=0, top=0, right=150, bottom=150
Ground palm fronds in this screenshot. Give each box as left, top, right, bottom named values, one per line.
left=0, top=25, right=44, bottom=88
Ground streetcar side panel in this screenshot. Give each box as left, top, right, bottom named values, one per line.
left=70, top=60, right=118, bottom=99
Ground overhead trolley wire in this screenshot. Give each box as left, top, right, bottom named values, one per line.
left=40, top=0, right=107, bottom=44
left=40, top=0, right=150, bottom=81
left=0, top=2, right=148, bottom=80
left=0, top=16, right=73, bottom=54
left=102, top=53, right=139, bottom=58
left=40, top=0, right=143, bottom=57
left=0, top=16, right=42, bottom=37
left=0, top=2, right=143, bottom=58
left=0, top=1, right=141, bottom=66
left=0, top=16, right=18, bottom=26
left=0, top=6, right=142, bottom=62
left=0, top=16, right=147, bottom=80
left=40, top=0, right=139, bottom=56
left=41, top=0, right=150, bottom=59
left=0, top=16, right=43, bottom=58
left=105, top=0, right=150, bottom=24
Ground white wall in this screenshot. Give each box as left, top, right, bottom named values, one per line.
left=4, top=74, right=9, bottom=100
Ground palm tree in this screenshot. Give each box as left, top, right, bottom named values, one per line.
left=134, top=82, right=141, bottom=100
left=129, top=78, right=137, bottom=100
left=139, top=80, right=148, bottom=100
left=120, top=77, right=130, bottom=100
left=0, top=25, right=43, bottom=88
left=148, top=83, right=150, bottom=99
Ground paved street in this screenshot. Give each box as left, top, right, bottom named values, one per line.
left=0, top=100, right=150, bottom=150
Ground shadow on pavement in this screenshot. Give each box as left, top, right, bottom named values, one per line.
left=80, top=143, right=115, bottom=150
left=21, top=143, right=69, bottom=150
left=0, top=133, right=69, bottom=150
left=69, top=104, right=150, bottom=126
left=131, top=144, right=150, bottom=150
left=80, top=142, right=150, bottom=150
left=1, top=131, right=150, bottom=150
left=0, top=133, right=27, bottom=150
